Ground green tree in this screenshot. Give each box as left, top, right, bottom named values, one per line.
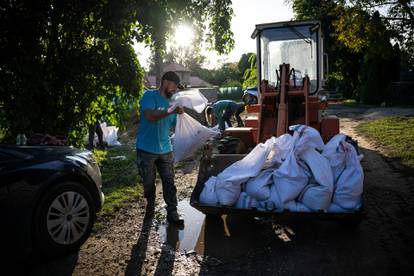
left=0, top=0, right=144, bottom=145
left=238, top=53, right=255, bottom=77
left=139, top=0, right=235, bottom=86
left=288, top=0, right=403, bottom=103
left=242, top=53, right=258, bottom=89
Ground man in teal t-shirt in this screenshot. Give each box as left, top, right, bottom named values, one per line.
left=206, top=100, right=245, bottom=131
left=136, top=71, right=184, bottom=225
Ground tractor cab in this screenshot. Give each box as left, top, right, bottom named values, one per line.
left=224, top=20, right=338, bottom=149
left=254, top=20, right=324, bottom=95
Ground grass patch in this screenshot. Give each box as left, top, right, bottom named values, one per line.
left=342, top=99, right=375, bottom=108
left=357, top=116, right=414, bottom=168
left=92, top=145, right=142, bottom=230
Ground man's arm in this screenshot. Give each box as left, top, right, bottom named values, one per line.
left=144, top=106, right=184, bottom=122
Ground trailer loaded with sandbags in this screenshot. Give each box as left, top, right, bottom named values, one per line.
left=189, top=20, right=365, bottom=223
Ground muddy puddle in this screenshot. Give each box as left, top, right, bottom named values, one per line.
left=157, top=200, right=296, bottom=259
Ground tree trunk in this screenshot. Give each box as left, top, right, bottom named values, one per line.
left=152, top=28, right=166, bottom=87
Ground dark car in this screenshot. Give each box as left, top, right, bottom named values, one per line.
left=0, top=145, right=104, bottom=261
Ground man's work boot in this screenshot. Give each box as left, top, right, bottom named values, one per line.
left=167, top=210, right=184, bottom=225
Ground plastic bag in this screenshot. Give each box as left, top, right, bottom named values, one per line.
left=100, top=123, right=121, bottom=146
left=168, top=90, right=208, bottom=114
left=173, top=113, right=219, bottom=162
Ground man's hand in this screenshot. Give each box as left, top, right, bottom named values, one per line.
left=173, top=106, right=184, bottom=114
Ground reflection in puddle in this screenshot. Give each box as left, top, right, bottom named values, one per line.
left=158, top=200, right=205, bottom=253
left=158, top=200, right=297, bottom=259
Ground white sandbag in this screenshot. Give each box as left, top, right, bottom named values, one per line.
left=216, top=179, right=242, bottom=206
left=327, top=203, right=350, bottom=213
left=322, top=134, right=348, bottom=182
left=285, top=201, right=312, bottom=212
left=168, top=90, right=208, bottom=113
left=217, top=141, right=272, bottom=185
left=100, top=122, right=121, bottom=146
left=290, top=125, right=325, bottom=154
left=323, top=134, right=364, bottom=210
left=245, top=169, right=273, bottom=200
left=199, top=176, right=219, bottom=206
left=264, top=134, right=294, bottom=168
left=273, top=152, right=309, bottom=206
left=173, top=113, right=219, bottom=162
left=333, top=142, right=364, bottom=210
left=234, top=192, right=258, bottom=209
left=202, top=139, right=274, bottom=206
left=299, top=148, right=334, bottom=211
left=258, top=184, right=282, bottom=211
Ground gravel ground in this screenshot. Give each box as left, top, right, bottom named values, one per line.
left=21, top=105, right=414, bottom=275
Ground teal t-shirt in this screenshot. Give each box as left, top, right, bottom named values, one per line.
left=212, top=100, right=234, bottom=121
left=136, top=90, right=177, bottom=154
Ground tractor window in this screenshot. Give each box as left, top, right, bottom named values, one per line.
left=260, top=25, right=318, bottom=93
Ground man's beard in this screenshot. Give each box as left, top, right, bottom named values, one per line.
left=163, top=88, right=174, bottom=99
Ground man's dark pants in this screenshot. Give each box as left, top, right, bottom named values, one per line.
left=220, top=104, right=244, bottom=131
left=88, top=121, right=103, bottom=148
left=136, top=149, right=177, bottom=213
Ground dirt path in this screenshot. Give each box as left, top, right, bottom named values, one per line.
left=24, top=105, right=414, bottom=275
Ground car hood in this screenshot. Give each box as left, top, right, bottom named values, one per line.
left=2, top=146, right=91, bottom=161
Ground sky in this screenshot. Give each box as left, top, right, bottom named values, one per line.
left=133, top=0, right=294, bottom=70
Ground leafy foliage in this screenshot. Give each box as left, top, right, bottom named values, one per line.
left=0, top=0, right=237, bottom=145
left=193, top=62, right=242, bottom=87
left=139, top=0, right=235, bottom=85
left=242, top=53, right=258, bottom=89
left=289, top=0, right=406, bottom=104
left=0, top=0, right=144, bottom=145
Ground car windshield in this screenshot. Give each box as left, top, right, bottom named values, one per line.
left=260, top=24, right=318, bottom=92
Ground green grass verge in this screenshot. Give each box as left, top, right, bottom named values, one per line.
left=357, top=116, right=414, bottom=168
left=342, top=99, right=375, bottom=108
left=92, top=145, right=142, bottom=230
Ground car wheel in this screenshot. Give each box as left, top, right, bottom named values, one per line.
left=33, top=181, right=96, bottom=257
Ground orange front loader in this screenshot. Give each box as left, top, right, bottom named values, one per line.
left=223, top=20, right=340, bottom=150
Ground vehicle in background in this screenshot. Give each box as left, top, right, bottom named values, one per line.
left=0, top=145, right=104, bottom=262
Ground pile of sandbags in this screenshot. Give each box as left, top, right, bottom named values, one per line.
left=199, top=125, right=364, bottom=213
